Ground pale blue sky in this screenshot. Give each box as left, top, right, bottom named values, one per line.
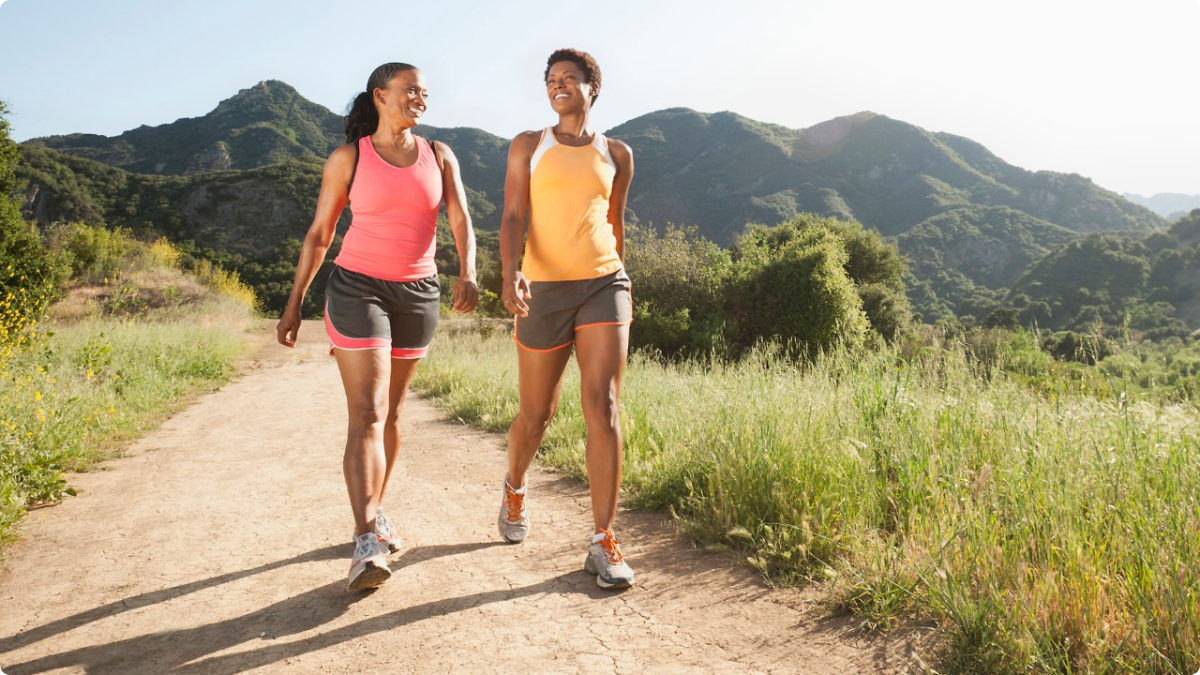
left=1, top=0, right=1198, bottom=195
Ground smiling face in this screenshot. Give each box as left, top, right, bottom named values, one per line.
left=374, top=68, right=428, bottom=126
left=545, top=61, right=593, bottom=115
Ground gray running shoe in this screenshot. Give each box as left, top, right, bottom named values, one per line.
left=584, top=529, right=635, bottom=589
left=348, top=532, right=392, bottom=591
left=375, top=506, right=401, bottom=554
left=497, top=476, right=530, bottom=543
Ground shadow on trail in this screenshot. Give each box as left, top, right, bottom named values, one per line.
left=0, top=540, right=505, bottom=672
left=0, top=543, right=344, bottom=655
left=4, top=566, right=602, bottom=675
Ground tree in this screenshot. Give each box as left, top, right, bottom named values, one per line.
left=1, top=101, right=65, bottom=342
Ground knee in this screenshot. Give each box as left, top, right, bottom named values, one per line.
left=581, top=387, right=619, bottom=430
left=516, top=406, right=556, bottom=436
left=348, top=401, right=387, bottom=430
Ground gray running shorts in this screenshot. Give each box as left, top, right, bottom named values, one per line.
left=514, top=269, right=632, bottom=352
left=324, top=266, right=440, bottom=359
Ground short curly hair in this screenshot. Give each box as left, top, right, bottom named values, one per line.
left=544, top=48, right=602, bottom=106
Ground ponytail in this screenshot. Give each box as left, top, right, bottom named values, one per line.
left=344, top=91, right=377, bottom=144
left=343, top=62, right=418, bottom=144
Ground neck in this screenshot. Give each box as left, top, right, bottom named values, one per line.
left=374, top=118, right=415, bottom=146
left=554, top=111, right=592, bottom=139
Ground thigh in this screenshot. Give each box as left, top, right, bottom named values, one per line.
left=574, top=323, right=629, bottom=403
left=387, top=356, right=421, bottom=418
left=516, top=340, right=573, bottom=419
left=334, top=347, right=392, bottom=413
left=386, top=276, right=440, bottom=358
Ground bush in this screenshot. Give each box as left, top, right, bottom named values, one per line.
left=625, top=223, right=732, bottom=357
left=0, top=101, right=67, bottom=365
left=730, top=224, right=868, bottom=358
left=739, top=214, right=911, bottom=340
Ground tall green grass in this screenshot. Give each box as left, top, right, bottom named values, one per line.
left=0, top=228, right=257, bottom=547
left=414, top=327, right=1200, bottom=675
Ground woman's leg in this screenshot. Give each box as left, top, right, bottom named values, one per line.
left=506, top=345, right=573, bottom=489
left=380, top=357, right=421, bottom=503
left=573, top=324, right=629, bottom=533
left=334, top=347, right=392, bottom=537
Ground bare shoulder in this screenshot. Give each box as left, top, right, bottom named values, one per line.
left=606, top=137, right=632, bottom=157
left=509, top=129, right=543, bottom=156
left=430, top=139, right=458, bottom=161
left=326, top=142, right=357, bottom=170
left=606, top=137, right=633, bottom=169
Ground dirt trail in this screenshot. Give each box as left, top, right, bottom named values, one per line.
left=0, top=320, right=915, bottom=674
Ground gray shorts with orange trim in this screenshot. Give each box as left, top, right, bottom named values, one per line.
left=514, top=269, right=632, bottom=352
left=324, top=266, right=440, bottom=359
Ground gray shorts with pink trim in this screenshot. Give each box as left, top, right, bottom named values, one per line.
left=514, top=268, right=632, bottom=352
left=324, top=266, right=440, bottom=359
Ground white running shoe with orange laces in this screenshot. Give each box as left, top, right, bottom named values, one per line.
left=584, top=529, right=635, bottom=589
left=497, top=476, right=530, bottom=543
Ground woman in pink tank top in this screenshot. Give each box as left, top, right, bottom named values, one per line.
left=275, top=63, right=478, bottom=591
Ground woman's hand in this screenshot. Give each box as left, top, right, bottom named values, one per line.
left=452, top=276, right=479, bottom=314
left=276, top=306, right=302, bottom=347
left=502, top=272, right=531, bottom=317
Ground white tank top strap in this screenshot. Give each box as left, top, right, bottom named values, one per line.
left=529, top=126, right=557, bottom=175
left=592, top=132, right=616, bottom=171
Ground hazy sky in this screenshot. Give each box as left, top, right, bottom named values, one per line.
left=1, top=0, right=1197, bottom=196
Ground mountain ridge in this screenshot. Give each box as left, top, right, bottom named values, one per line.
left=15, top=80, right=1170, bottom=321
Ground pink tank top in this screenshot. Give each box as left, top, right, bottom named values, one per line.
left=334, top=135, right=443, bottom=281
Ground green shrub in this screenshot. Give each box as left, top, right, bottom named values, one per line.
left=730, top=224, right=868, bottom=357
left=625, top=223, right=732, bottom=357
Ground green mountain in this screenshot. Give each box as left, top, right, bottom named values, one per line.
left=610, top=108, right=1163, bottom=242
left=27, top=81, right=344, bottom=175
left=14, top=82, right=1172, bottom=321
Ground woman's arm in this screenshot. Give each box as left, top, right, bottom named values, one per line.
left=606, top=139, right=635, bottom=262
left=499, top=131, right=539, bottom=317
left=433, top=140, right=478, bottom=314
left=275, top=144, right=355, bottom=347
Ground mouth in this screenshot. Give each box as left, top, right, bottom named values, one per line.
left=553, top=94, right=569, bottom=100
left=408, top=106, right=425, bottom=116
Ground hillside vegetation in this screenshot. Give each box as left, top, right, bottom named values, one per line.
left=14, top=81, right=1170, bottom=325
left=414, top=324, right=1200, bottom=675
left=3, top=97, right=257, bottom=544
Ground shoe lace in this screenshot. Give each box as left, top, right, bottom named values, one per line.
left=354, top=535, right=377, bottom=560
left=504, top=487, right=525, bottom=523
left=597, top=531, right=624, bottom=565
left=375, top=509, right=394, bottom=537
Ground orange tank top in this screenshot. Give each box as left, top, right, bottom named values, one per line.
left=522, top=127, right=622, bottom=282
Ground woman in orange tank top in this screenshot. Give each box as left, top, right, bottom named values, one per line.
left=276, top=63, right=478, bottom=591
left=497, top=48, right=638, bottom=589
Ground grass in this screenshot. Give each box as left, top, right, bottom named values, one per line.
left=0, top=238, right=257, bottom=548
left=413, top=325, right=1200, bottom=675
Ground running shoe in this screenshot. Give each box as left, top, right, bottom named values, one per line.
left=348, top=532, right=392, bottom=591
left=497, top=475, right=530, bottom=543
left=584, top=529, right=635, bottom=589
left=375, top=506, right=401, bottom=554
